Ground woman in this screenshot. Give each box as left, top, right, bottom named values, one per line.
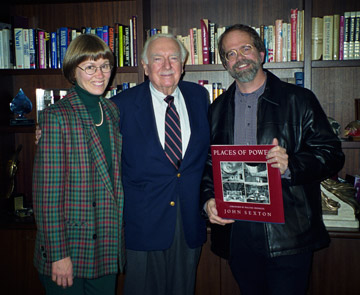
left=32, top=33, right=124, bottom=295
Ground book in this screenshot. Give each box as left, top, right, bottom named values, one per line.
left=211, top=145, right=284, bottom=223
left=323, top=15, right=334, bottom=60
left=14, top=28, right=24, bottom=69
left=275, top=19, right=283, bottom=62
left=22, top=28, right=30, bottom=68
left=1, top=28, right=12, bottom=68
left=290, top=8, right=298, bottom=61
left=58, top=27, right=68, bottom=68
left=354, top=11, right=360, bottom=59
left=339, top=15, right=345, bottom=60
left=209, top=22, right=216, bottom=64
left=189, top=28, right=196, bottom=65
left=348, top=11, right=356, bottom=59
left=50, top=31, right=57, bottom=69
left=196, top=28, right=203, bottom=64
left=333, top=14, right=340, bottom=60
left=312, top=17, right=323, bottom=60
left=267, top=25, right=275, bottom=62
left=297, top=10, right=304, bottom=61
left=200, top=18, right=210, bottom=64
left=28, top=28, right=36, bottom=68
left=343, top=12, right=351, bottom=60
left=37, top=29, right=46, bottom=69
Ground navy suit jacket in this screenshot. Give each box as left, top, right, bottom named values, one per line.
left=111, top=80, right=210, bottom=251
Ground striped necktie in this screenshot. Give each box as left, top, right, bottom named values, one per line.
left=164, top=95, right=182, bottom=169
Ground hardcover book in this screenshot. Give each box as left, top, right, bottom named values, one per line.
left=211, top=145, right=284, bottom=223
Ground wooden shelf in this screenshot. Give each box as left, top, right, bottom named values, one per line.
left=312, top=60, right=360, bottom=68
left=0, top=67, right=139, bottom=76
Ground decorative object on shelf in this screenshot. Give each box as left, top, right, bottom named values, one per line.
left=327, top=117, right=341, bottom=138
left=321, top=178, right=359, bottom=229
left=9, top=89, right=35, bottom=126
left=344, top=120, right=360, bottom=141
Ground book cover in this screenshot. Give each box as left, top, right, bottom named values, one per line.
left=290, top=8, right=298, bottom=61
left=275, top=19, right=283, bottom=62
left=323, top=15, right=334, bottom=60
left=211, top=145, right=284, bottom=223
left=312, top=17, right=323, bottom=60
left=200, top=19, right=210, bottom=64
left=339, top=15, right=345, bottom=60
left=333, top=14, right=340, bottom=60
left=14, top=27, right=24, bottom=69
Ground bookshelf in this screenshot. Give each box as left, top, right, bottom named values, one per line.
left=1, top=0, right=360, bottom=294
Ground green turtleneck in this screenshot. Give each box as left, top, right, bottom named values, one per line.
left=75, top=83, right=113, bottom=185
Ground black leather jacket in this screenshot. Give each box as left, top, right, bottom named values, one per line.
left=201, top=70, right=345, bottom=259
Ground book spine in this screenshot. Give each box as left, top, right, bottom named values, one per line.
left=290, top=8, right=298, bottom=61
left=339, top=15, right=345, bottom=60
left=37, top=30, right=46, bottom=69
left=343, top=12, right=351, bottom=60
left=354, top=11, right=360, bottom=59
left=200, top=19, right=209, bottom=64
left=132, top=15, right=138, bottom=67
left=263, top=25, right=269, bottom=62
left=108, top=26, right=114, bottom=53
left=311, top=17, right=323, bottom=61
left=51, top=31, right=57, bottom=69
left=267, top=25, right=274, bottom=62
left=23, top=28, right=30, bottom=69
left=28, top=29, right=36, bottom=69
left=209, top=22, right=216, bottom=64
left=323, top=15, right=334, bottom=60
left=118, top=24, right=124, bottom=67
left=102, top=25, right=109, bottom=45
left=124, top=26, right=130, bottom=66
left=196, top=28, right=203, bottom=64
left=275, top=19, right=283, bottom=62
left=59, top=27, right=68, bottom=68
left=189, top=28, right=195, bottom=65
left=348, top=11, right=356, bottom=59
left=14, top=28, right=24, bottom=69
left=333, top=14, right=340, bottom=60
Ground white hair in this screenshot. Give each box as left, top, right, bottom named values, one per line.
left=141, top=33, right=188, bottom=64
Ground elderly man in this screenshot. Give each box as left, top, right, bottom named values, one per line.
left=111, top=34, right=210, bottom=295
left=200, top=24, right=345, bottom=295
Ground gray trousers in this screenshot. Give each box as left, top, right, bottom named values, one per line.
left=123, top=206, right=201, bottom=295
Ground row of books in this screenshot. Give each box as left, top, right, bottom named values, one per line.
left=149, top=9, right=304, bottom=65
left=198, top=80, right=226, bottom=102
left=35, top=82, right=136, bottom=122
left=312, top=11, right=360, bottom=61
left=0, top=16, right=138, bottom=69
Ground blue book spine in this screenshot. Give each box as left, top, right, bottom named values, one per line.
left=102, top=25, right=109, bottom=45
left=263, top=25, right=269, bottom=63
left=51, top=32, right=57, bottom=69
left=58, top=27, right=68, bottom=68
left=96, top=27, right=103, bottom=40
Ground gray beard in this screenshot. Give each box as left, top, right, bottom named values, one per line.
left=229, top=58, right=261, bottom=83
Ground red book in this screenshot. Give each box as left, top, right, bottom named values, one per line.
left=200, top=19, right=210, bottom=64
left=290, top=8, right=298, bottom=61
left=211, top=145, right=284, bottom=223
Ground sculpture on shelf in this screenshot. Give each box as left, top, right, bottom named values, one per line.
left=321, top=178, right=360, bottom=228
left=9, top=88, right=35, bottom=126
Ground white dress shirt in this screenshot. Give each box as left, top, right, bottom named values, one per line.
left=149, top=82, right=191, bottom=157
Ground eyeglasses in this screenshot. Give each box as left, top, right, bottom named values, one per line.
left=77, top=63, right=113, bottom=75
left=225, top=44, right=254, bottom=62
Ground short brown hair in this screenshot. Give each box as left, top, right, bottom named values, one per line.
left=218, top=24, right=266, bottom=67
left=62, top=34, right=115, bottom=84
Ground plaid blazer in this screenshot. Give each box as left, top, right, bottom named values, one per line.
left=32, top=88, right=124, bottom=279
